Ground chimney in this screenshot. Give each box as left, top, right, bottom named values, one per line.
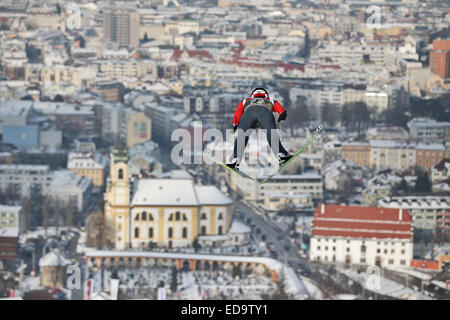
left=321, top=204, right=325, bottom=215
left=399, top=207, right=403, bottom=221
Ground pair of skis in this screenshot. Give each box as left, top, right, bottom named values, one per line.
left=204, top=124, right=324, bottom=184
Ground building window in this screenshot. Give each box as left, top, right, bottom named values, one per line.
left=361, top=245, right=366, bottom=253
left=218, top=212, right=223, bottom=220
left=201, top=226, right=206, bottom=235
left=360, top=258, right=366, bottom=263
left=201, top=213, right=207, bottom=220
left=134, top=214, right=139, bottom=221
left=388, top=259, right=394, bottom=265
left=400, top=260, right=406, bottom=265
left=218, top=226, right=223, bottom=235
left=168, top=214, right=173, bottom=221
left=118, top=169, right=123, bottom=179
left=168, top=227, right=173, bottom=239
left=149, top=214, right=154, bottom=221
left=182, top=227, right=187, bottom=239
left=134, top=227, right=139, bottom=238
left=176, top=211, right=180, bottom=221
left=149, top=227, right=153, bottom=238
left=142, top=212, right=147, bottom=221
left=183, top=214, right=187, bottom=221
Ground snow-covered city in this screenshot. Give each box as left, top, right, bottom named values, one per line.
left=0, top=0, right=449, bottom=305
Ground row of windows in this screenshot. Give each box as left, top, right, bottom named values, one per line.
left=134, top=227, right=188, bottom=239
left=135, top=211, right=226, bottom=222
left=315, top=255, right=407, bottom=265
left=316, top=238, right=406, bottom=247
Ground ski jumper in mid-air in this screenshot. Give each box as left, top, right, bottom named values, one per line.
left=227, top=88, right=292, bottom=171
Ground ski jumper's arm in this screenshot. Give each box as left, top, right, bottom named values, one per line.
left=232, top=100, right=245, bottom=126
left=273, top=100, right=286, bottom=115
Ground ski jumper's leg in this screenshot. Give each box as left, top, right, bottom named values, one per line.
left=256, top=107, right=289, bottom=157
left=232, top=106, right=257, bottom=162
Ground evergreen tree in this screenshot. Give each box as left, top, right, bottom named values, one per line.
left=170, top=266, right=178, bottom=292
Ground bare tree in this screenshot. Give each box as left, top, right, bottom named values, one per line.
left=53, top=198, right=60, bottom=237
left=321, top=103, right=340, bottom=127
left=87, top=211, right=105, bottom=248
left=22, top=196, right=31, bottom=232
left=43, top=196, right=49, bottom=237
left=65, top=200, right=74, bottom=229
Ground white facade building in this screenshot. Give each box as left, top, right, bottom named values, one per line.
left=310, top=204, right=414, bottom=268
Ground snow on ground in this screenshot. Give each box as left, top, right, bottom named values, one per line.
left=385, top=266, right=433, bottom=281
left=339, top=268, right=432, bottom=300
left=21, top=276, right=41, bottom=292
left=20, top=227, right=79, bottom=244
left=181, top=272, right=200, bottom=300
left=298, top=275, right=324, bottom=300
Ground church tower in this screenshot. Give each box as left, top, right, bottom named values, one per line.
left=104, top=138, right=130, bottom=249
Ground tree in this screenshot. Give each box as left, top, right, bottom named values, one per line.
left=170, top=266, right=178, bottom=292
left=142, top=32, right=150, bottom=43
left=336, top=173, right=357, bottom=204
left=193, top=238, right=201, bottom=252
left=53, top=94, right=64, bottom=102
left=285, top=97, right=310, bottom=128
left=22, top=197, right=31, bottom=232
left=392, top=178, right=409, bottom=195
left=232, top=264, right=242, bottom=279
left=341, top=102, right=371, bottom=139
left=271, top=268, right=289, bottom=300
left=321, top=103, right=340, bottom=127
left=414, top=170, right=431, bottom=193
left=64, top=200, right=75, bottom=228
left=43, top=196, right=50, bottom=238
left=53, top=198, right=60, bottom=237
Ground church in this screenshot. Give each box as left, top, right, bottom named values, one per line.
left=104, top=146, right=235, bottom=250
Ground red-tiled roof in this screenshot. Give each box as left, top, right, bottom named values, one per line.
left=312, top=204, right=413, bottom=240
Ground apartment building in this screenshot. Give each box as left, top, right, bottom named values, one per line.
left=0, top=164, right=52, bottom=199
left=342, top=142, right=370, bottom=168
left=103, top=9, right=140, bottom=48
left=122, top=109, right=152, bottom=149
left=408, top=118, right=450, bottom=143
left=378, top=196, right=450, bottom=234
left=67, top=152, right=109, bottom=188
left=415, top=143, right=446, bottom=172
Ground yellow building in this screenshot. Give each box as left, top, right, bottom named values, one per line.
left=104, top=147, right=233, bottom=249
left=41, top=65, right=96, bottom=87
left=39, top=251, right=71, bottom=288
left=67, top=152, right=108, bottom=188
left=123, top=109, right=152, bottom=149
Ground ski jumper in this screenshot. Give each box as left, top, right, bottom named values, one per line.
left=231, top=97, right=289, bottom=161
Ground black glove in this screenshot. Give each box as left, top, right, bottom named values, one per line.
left=232, top=123, right=238, bottom=132
left=278, top=111, right=287, bottom=122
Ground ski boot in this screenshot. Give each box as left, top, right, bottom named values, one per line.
left=278, top=153, right=293, bottom=166
left=226, top=158, right=240, bottom=171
